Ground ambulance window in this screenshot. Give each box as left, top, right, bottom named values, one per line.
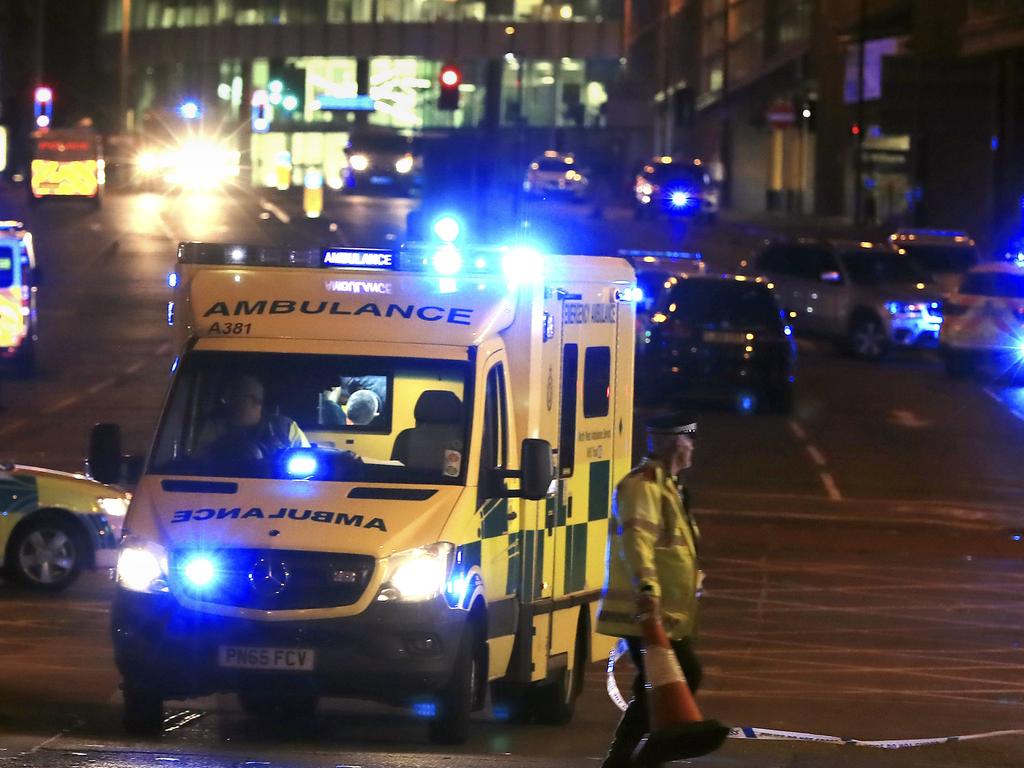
left=0, top=245, right=14, bottom=289
left=559, top=344, right=579, bottom=475
left=479, top=364, right=509, bottom=498
left=583, top=346, right=611, bottom=418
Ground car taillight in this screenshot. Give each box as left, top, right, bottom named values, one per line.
left=943, top=302, right=968, bottom=317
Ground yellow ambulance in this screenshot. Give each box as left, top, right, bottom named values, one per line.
left=0, top=221, right=38, bottom=374
left=96, top=235, right=638, bottom=740
left=29, top=127, right=104, bottom=207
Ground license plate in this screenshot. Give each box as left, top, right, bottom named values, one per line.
left=370, top=175, right=393, bottom=185
left=218, top=646, right=315, bottom=671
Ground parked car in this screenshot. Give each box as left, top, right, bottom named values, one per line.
left=633, top=156, right=718, bottom=221
left=890, top=228, right=980, bottom=294
left=637, top=274, right=796, bottom=413
left=754, top=239, right=943, bottom=360
left=0, top=463, right=129, bottom=590
left=523, top=151, right=589, bottom=201
left=940, top=261, right=1024, bottom=378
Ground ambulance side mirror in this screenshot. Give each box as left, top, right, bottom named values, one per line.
left=89, top=423, right=123, bottom=485
left=518, top=438, right=555, bottom=501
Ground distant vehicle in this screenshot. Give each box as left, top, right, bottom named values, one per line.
left=634, top=156, right=718, bottom=221
left=0, top=221, right=38, bottom=375
left=890, top=229, right=980, bottom=294
left=0, top=463, right=129, bottom=591
left=29, top=127, right=104, bottom=207
left=343, top=132, right=421, bottom=195
left=523, top=151, right=589, bottom=201
left=754, top=239, right=943, bottom=360
left=940, top=261, right=1024, bottom=378
left=637, top=274, right=796, bottom=413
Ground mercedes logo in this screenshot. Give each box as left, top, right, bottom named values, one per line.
left=248, top=556, right=290, bottom=597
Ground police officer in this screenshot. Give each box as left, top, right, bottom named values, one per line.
left=596, top=411, right=707, bottom=768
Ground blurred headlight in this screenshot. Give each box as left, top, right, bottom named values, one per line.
left=395, top=154, right=414, bottom=174
left=116, top=536, right=169, bottom=593
left=349, top=153, right=369, bottom=172
left=98, top=496, right=130, bottom=518
left=137, top=151, right=162, bottom=174
left=377, top=542, right=454, bottom=602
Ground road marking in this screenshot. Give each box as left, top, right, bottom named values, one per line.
left=85, top=377, right=118, bottom=396
left=156, top=341, right=173, bottom=355
left=0, top=418, right=28, bottom=438
left=889, top=409, right=931, bottom=428
left=123, top=359, right=148, bottom=375
left=259, top=198, right=291, bottom=224
left=819, top=472, right=842, bottom=501
left=805, top=444, right=827, bottom=467
left=19, top=733, right=63, bottom=755
left=984, top=385, right=1024, bottom=423
left=787, top=420, right=807, bottom=441
left=41, top=394, right=82, bottom=415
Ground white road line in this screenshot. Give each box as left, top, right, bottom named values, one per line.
left=805, top=444, right=827, bottom=467
left=787, top=420, right=807, bottom=441
left=819, top=472, right=842, bottom=501
left=156, top=341, right=173, bottom=355
left=984, top=385, right=1024, bottom=422
left=85, top=377, right=118, bottom=396
left=123, top=359, right=148, bottom=375
left=259, top=198, right=291, bottom=224
left=0, top=418, right=28, bottom=438
left=20, top=732, right=63, bottom=755
left=41, top=394, right=82, bottom=415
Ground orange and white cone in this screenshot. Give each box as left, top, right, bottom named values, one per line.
left=631, top=611, right=729, bottom=766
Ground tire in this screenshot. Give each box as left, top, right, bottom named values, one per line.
left=238, top=690, right=318, bottom=719
left=945, top=350, right=976, bottom=378
left=848, top=314, right=889, bottom=361
left=123, top=685, right=164, bottom=736
left=6, top=513, right=84, bottom=591
left=530, top=618, right=586, bottom=726
left=428, top=627, right=480, bottom=745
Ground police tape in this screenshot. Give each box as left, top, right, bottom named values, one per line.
left=606, top=641, right=1024, bottom=749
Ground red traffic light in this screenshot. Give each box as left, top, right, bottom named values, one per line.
left=440, top=66, right=461, bottom=88
left=851, top=123, right=861, bottom=136
left=34, top=86, right=53, bottom=104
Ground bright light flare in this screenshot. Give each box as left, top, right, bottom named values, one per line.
left=285, top=451, right=319, bottom=478
left=348, top=153, right=369, bottom=172
left=395, top=154, right=414, bottom=174
left=182, top=555, right=217, bottom=588
left=502, top=245, right=544, bottom=285
left=670, top=190, right=691, bottom=208
left=432, top=244, right=463, bottom=275
left=432, top=215, right=462, bottom=243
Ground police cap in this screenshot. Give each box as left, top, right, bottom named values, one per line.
left=644, top=411, right=698, bottom=437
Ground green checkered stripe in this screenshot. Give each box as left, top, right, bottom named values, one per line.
left=0, top=474, right=40, bottom=522
left=477, top=460, right=612, bottom=602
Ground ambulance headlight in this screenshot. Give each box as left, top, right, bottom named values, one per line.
left=116, top=537, right=169, bottom=594
left=395, top=154, right=414, bottom=174
left=377, top=542, right=454, bottom=602
left=348, top=153, right=369, bottom=172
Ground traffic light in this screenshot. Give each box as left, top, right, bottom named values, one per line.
left=33, top=86, right=53, bottom=129
left=267, top=61, right=304, bottom=115
left=438, top=65, right=461, bottom=112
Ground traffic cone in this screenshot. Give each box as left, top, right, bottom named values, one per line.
left=630, top=611, right=730, bottom=766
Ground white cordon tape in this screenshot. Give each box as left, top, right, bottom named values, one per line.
left=606, top=641, right=1024, bottom=749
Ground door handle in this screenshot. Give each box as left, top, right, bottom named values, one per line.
left=507, top=510, right=517, bottom=521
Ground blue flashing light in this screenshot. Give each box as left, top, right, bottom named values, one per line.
left=170, top=356, right=180, bottom=373
left=501, top=245, right=544, bottom=284
left=738, top=394, right=755, bottom=414
left=285, top=451, right=319, bottom=479
left=1017, top=340, right=1024, bottom=358
left=432, top=215, right=462, bottom=243
left=412, top=701, right=437, bottom=718
left=182, top=555, right=217, bottom=588
left=166, top=301, right=175, bottom=326
left=447, top=574, right=470, bottom=605
left=431, top=244, right=463, bottom=276
left=670, top=190, right=692, bottom=209
left=178, top=100, right=202, bottom=120
left=783, top=325, right=793, bottom=336
left=492, top=704, right=512, bottom=721
left=167, top=272, right=178, bottom=288
left=1013, top=534, right=1022, bottom=542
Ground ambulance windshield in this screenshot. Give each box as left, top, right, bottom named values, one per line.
left=150, top=351, right=469, bottom=484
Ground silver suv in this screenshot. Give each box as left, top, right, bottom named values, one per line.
left=753, top=239, right=943, bottom=360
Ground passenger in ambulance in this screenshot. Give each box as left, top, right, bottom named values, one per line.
left=344, top=389, right=381, bottom=426
left=196, top=373, right=310, bottom=460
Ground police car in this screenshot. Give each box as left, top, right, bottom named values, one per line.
left=0, top=221, right=38, bottom=375
left=633, top=156, right=718, bottom=221
left=940, top=261, right=1024, bottom=378
left=523, top=151, right=589, bottom=201
left=0, top=463, right=129, bottom=590
left=890, top=228, right=980, bottom=295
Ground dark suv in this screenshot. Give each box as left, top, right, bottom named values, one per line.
left=638, top=275, right=796, bottom=413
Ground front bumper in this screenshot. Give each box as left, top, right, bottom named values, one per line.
left=112, top=588, right=466, bottom=704
left=889, top=313, right=942, bottom=347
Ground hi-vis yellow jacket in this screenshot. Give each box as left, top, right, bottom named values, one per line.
left=596, top=458, right=700, bottom=641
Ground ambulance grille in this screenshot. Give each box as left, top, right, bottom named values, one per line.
left=170, top=549, right=376, bottom=610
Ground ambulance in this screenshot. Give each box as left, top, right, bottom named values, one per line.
left=29, top=127, right=105, bottom=206
left=95, top=234, right=639, bottom=741
left=0, top=221, right=38, bottom=374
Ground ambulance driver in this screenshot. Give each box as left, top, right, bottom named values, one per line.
left=196, top=373, right=309, bottom=460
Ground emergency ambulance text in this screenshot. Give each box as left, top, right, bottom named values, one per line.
left=171, top=506, right=388, bottom=531
left=203, top=300, right=474, bottom=325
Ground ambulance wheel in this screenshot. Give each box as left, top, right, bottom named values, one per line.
left=427, top=627, right=480, bottom=745
left=122, top=685, right=164, bottom=736
left=238, top=690, right=319, bottom=719
left=6, top=513, right=84, bottom=591
left=531, top=619, right=586, bottom=725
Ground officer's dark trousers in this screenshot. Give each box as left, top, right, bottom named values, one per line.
left=600, top=636, right=703, bottom=768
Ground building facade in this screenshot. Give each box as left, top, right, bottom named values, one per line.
left=100, top=0, right=625, bottom=187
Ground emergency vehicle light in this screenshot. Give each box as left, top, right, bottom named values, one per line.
left=618, top=248, right=703, bottom=262
left=182, top=554, right=218, bottom=588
